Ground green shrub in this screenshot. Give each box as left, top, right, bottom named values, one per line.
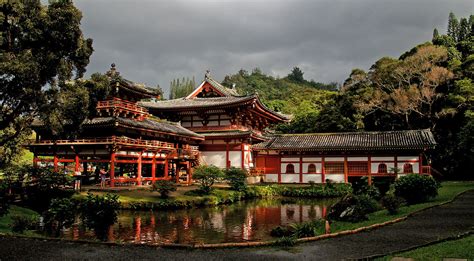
left=151, top=180, right=177, bottom=198
left=381, top=194, right=404, bottom=215
left=327, top=194, right=379, bottom=222
left=193, top=165, right=224, bottom=194
left=79, top=193, right=120, bottom=239
left=270, top=226, right=294, bottom=237
left=353, top=177, right=381, bottom=200
left=0, top=181, right=10, bottom=217
left=273, top=236, right=297, bottom=247
left=224, top=167, right=247, bottom=191
left=291, top=220, right=323, bottom=238
left=280, top=183, right=352, bottom=198
left=394, top=174, right=440, bottom=204
left=11, top=214, right=38, bottom=234
left=43, top=198, right=77, bottom=232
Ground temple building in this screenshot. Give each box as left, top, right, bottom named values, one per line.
left=27, top=66, right=436, bottom=186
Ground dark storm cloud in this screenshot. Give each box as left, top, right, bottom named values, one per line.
left=75, top=0, right=473, bottom=96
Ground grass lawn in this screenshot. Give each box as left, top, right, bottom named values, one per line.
left=0, top=205, right=40, bottom=234
left=378, top=234, right=474, bottom=260
left=320, top=181, right=474, bottom=234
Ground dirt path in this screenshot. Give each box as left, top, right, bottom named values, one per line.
left=1, top=190, right=473, bottom=261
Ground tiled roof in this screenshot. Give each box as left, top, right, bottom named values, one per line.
left=253, top=129, right=436, bottom=151
left=200, top=129, right=267, bottom=141
left=141, top=96, right=255, bottom=110
left=205, top=77, right=240, bottom=97
left=84, top=117, right=203, bottom=139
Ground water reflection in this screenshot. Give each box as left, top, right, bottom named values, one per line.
left=64, top=198, right=336, bottom=244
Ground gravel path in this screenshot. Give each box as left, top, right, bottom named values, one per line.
left=1, top=190, right=473, bottom=261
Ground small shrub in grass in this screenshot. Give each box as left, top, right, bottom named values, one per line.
left=353, top=177, right=381, bottom=200
left=193, top=165, right=224, bottom=194
left=291, top=219, right=324, bottom=238
left=328, top=194, right=380, bottom=222
left=11, top=215, right=39, bottom=234
left=381, top=194, right=404, bottom=215
left=151, top=180, right=177, bottom=198
left=224, top=167, right=247, bottom=191
left=273, top=236, right=297, bottom=247
left=394, top=174, right=440, bottom=204
left=79, top=193, right=120, bottom=240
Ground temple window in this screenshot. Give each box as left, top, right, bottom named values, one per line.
left=378, top=163, right=388, bottom=174
left=286, top=164, right=295, bottom=174
left=403, top=163, right=413, bottom=173
left=307, top=164, right=316, bottom=173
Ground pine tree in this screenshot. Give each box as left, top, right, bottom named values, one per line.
left=432, top=28, right=440, bottom=41
left=469, top=15, right=474, bottom=37
left=447, top=12, right=459, bottom=41
left=458, top=18, right=469, bottom=42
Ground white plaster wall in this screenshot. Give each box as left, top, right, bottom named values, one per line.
left=181, top=122, right=191, bottom=127
left=303, top=174, right=322, bottom=183
left=229, top=151, right=242, bottom=168
left=281, top=163, right=300, bottom=174
left=265, top=174, right=278, bottom=182
left=281, top=174, right=299, bottom=183
left=207, top=120, right=219, bottom=126
left=347, top=157, right=368, bottom=161
left=281, top=157, right=300, bottom=162
left=371, top=162, right=395, bottom=173
left=398, top=156, right=419, bottom=161
left=209, top=115, right=219, bottom=120
left=325, top=174, right=345, bottom=183
left=220, top=120, right=231, bottom=126
left=372, top=156, right=395, bottom=161
left=193, top=121, right=203, bottom=127
left=303, top=157, right=322, bottom=162
left=201, top=151, right=226, bottom=168
left=302, top=163, right=322, bottom=173
left=325, top=157, right=344, bottom=162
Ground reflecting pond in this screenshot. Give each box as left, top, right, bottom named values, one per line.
left=62, top=198, right=337, bottom=244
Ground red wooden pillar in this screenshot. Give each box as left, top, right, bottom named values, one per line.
left=299, top=154, right=303, bottom=183
left=188, top=163, right=193, bottom=185
left=110, top=153, right=116, bottom=187
left=53, top=154, right=58, bottom=172
left=75, top=154, right=80, bottom=172
left=137, top=152, right=142, bottom=186
left=226, top=141, right=230, bottom=169
left=277, top=156, right=281, bottom=184
left=321, top=156, right=326, bottom=184
left=368, top=156, right=372, bottom=185
left=418, top=154, right=422, bottom=174
left=343, top=156, right=348, bottom=183
left=164, top=159, right=169, bottom=179
left=394, top=156, right=398, bottom=177
left=151, top=153, right=156, bottom=184
left=241, top=143, right=245, bottom=169
left=33, top=154, right=38, bottom=168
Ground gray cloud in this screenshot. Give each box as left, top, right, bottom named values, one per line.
left=75, top=0, right=473, bottom=96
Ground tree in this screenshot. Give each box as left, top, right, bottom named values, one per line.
left=0, top=1, right=93, bottom=149
left=447, top=12, right=459, bottom=40
left=169, top=76, right=195, bottom=99
left=432, top=28, right=440, bottom=41
left=192, top=165, right=224, bottom=194
left=287, top=67, right=305, bottom=83
left=458, top=18, right=470, bottom=42
left=224, top=167, right=247, bottom=191
left=151, top=180, right=177, bottom=198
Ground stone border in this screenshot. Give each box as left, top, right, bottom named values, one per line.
left=1, top=189, right=472, bottom=250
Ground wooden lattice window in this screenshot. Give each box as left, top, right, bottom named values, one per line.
left=378, top=163, right=388, bottom=174
left=347, top=162, right=369, bottom=175
left=324, top=162, right=344, bottom=174
left=403, top=163, right=413, bottom=173
left=285, top=164, right=295, bottom=174
left=307, top=164, right=317, bottom=173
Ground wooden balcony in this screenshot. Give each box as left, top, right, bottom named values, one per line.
left=97, top=98, right=149, bottom=119
left=31, top=136, right=175, bottom=149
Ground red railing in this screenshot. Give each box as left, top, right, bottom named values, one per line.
left=97, top=98, right=149, bottom=115
left=421, top=166, right=431, bottom=175
left=32, top=136, right=175, bottom=149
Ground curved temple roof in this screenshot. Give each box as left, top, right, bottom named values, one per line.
left=253, top=129, right=436, bottom=151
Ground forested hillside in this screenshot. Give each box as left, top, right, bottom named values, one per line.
left=222, top=12, right=473, bottom=179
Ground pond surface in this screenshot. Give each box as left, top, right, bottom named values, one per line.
left=62, top=198, right=336, bottom=244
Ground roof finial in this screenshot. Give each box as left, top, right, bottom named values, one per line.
left=204, top=69, right=211, bottom=80
left=106, top=63, right=120, bottom=77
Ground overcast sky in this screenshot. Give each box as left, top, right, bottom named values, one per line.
left=74, top=0, right=473, bottom=96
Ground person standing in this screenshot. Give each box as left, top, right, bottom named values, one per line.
left=100, top=168, right=107, bottom=188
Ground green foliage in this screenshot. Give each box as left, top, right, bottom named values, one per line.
left=273, top=236, right=297, bottom=247
left=271, top=219, right=325, bottom=239
left=169, top=77, right=195, bottom=99
left=0, top=0, right=93, bottom=148
left=381, top=193, right=404, bottom=215
left=280, top=183, right=352, bottom=198
left=352, top=177, right=381, bottom=200
left=24, top=167, right=74, bottom=212
left=224, top=167, right=247, bottom=191
left=287, top=66, right=305, bottom=83
left=394, top=174, right=440, bottom=205
left=151, top=180, right=177, bottom=198
left=328, top=194, right=380, bottom=222
left=43, top=198, right=77, bottom=232
left=10, top=214, right=38, bottom=234
left=192, top=165, right=224, bottom=194
left=0, top=181, right=10, bottom=217
left=79, top=193, right=120, bottom=239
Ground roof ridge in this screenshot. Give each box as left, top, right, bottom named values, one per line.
left=277, top=129, right=430, bottom=136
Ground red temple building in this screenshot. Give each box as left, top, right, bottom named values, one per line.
left=27, top=66, right=436, bottom=186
